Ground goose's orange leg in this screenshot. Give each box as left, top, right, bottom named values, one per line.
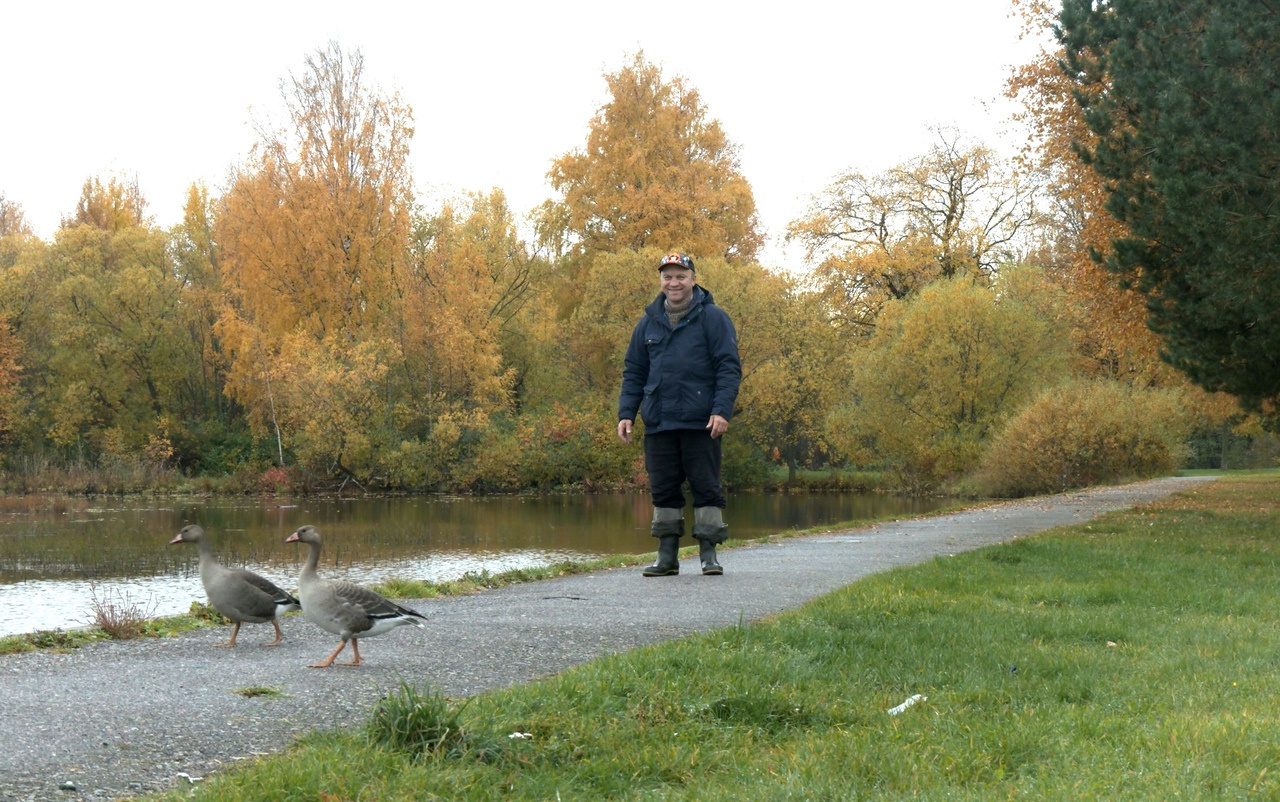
left=309, top=640, right=349, bottom=668
left=337, top=639, right=363, bottom=666
left=218, top=621, right=242, bottom=648
left=263, top=618, right=284, bottom=647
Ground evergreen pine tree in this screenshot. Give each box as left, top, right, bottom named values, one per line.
left=1058, top=0, right=1280, bottom=407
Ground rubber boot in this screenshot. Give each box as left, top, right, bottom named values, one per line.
left=698, top=538, right=722, bottom=576
left=643, top=507, right=683, bottom=577
left=693, top=506, right=728, bottom=576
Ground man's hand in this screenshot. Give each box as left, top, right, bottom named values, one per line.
left=618, top=419, right=634, bottom=444
left=707, top=414, right=729, bottom=439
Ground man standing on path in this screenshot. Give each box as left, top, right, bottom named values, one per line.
left=617, top=251, right=742, bottom=577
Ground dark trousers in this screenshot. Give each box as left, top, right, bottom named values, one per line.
left=644, top=429, right=726, bottom=510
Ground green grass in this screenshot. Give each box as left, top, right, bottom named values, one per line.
left=233, top=686, right=288, bottom=699
left=0, top=606, right=215, bottom=655
left=366, top=682, right=480, bottom=761
left=144, top=473, right=1280, bottom=800
left=0, top=627, right=110, bottom=655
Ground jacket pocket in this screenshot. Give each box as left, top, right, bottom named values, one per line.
left=685, top=384, right=713, bottom=421
left=641, top=388, right=659, bottom=428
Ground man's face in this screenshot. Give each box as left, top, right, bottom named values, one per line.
left=660, top=266, right=696, bottom=304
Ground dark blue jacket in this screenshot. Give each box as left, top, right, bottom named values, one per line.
left=618, top=285, right=741, bottom=434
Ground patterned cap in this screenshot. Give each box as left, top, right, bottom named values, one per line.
left=658, top=252, right=695, bottom=271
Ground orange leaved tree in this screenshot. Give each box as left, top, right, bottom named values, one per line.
left=215, top=43, right=413, bottom=470
left=539, top=52, right=761, bottom=273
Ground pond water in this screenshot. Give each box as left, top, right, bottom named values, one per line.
left=0, top=492, right=949, bottom=637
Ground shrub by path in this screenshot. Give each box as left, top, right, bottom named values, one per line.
left=0, top=475, right=1214, bottom=801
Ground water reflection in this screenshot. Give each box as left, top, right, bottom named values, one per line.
left=0, top=492, right=947, bottom=636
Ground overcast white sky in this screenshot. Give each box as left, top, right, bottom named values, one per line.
left=2, top=1, right=1048, bottom=270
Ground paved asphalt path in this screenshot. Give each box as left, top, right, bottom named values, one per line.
left=0, top=476, right=1215, bottom=800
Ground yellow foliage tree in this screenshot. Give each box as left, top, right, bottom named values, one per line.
left=65, top=176, right=147, bottom=232
left=273, top=333, right=400, bottom=482
left=402, top=190, right=527, bottom=415
left=35, top=203, right=198, bottom=458
left=0, top=212, right=48, bottom=447
left=169, top=184, right=231, bottom=421
left=0, top=214, right=46, bottom=328
left=562, top=249, right=662, bottom=394
left=0, top=315, right=20, bottom=443
left=216, top=42, right=413, bottom=446
left=827, top=270, right=1073, bottom=487
left=0, top=194, right=27, bottom=438
left=0, top=194, right=30, bottom=239
left=715, top=270, right=843, bottom=481
left=539, top=52, right=762, bottom=269
left=789, top=130, right=1040, bottom=333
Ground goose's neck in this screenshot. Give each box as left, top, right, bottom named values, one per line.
left=195, top=536, right=215, bottom=567
left=300, top=540, right=322, bottom=580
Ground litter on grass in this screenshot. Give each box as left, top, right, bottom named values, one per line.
left=887, top=694, right=927, bottom=715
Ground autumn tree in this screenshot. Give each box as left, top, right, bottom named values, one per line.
left=789, top=130, right=1041, bottom=333
left=1058, top=0, right=1280, bottom=408
left=0, top=316, right=19, bottom=444
left=497, top=286, right=579, bottom=415
left=246, top=189, right=539, bottom=487
left=65, top=175, right=148, bottom=232
left=539, top=52, right=762, bottom=270
left=0, top=194, right=30, bottom=239
left=169, top=184, right=233, bottom=425
left=431, top=245, right=648, bottom=491
left=826, top=269, right=1073, bottom=487
left=24, top=178, right=202, bottom=464
left=401, top=190, right=529, bottom=414
left=1007, top=0, right=1165, bottom=383
left=557, top=249, right=662, bottom=396
left=0, top=195, right=27, bottom=440
left=216, top=42, right=414, bottom=463
left=271, top=334, right=400, bottom=482
left=0, top=195, right=23, bottom=443
left=0, top=193, right=39, bottom=317
left=0, top=199, right=46, bottom=451
left=712, top=268, right=842, bottom=482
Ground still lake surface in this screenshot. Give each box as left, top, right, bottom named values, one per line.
left=0, top=492, right=949, bottom=637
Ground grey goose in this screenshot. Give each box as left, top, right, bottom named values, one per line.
left=285, top=524, right=427, bottom=667
left=169, top=524, right=300, bottom=647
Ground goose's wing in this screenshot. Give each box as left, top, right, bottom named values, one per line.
left=235, top=569, right=301, bottom=610
left=331, top=581, right=427, bottom=631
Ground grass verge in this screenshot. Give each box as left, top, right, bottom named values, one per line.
left=148, top=473, right=1280, bottom=800
left=0, top=604, right=223, bottom=656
